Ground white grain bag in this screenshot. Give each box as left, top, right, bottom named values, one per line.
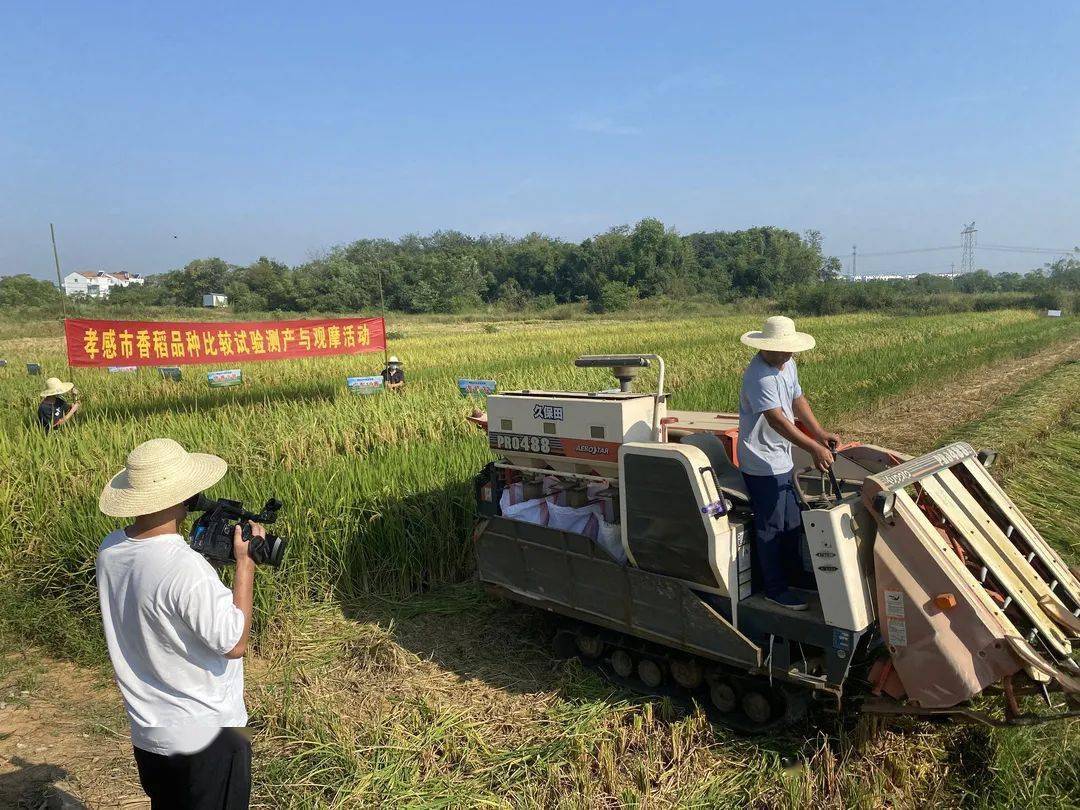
left=501, top=495, right=550, bottom=526
left=595, top=519, right=627, bottom=564
left=547, top=500, right=604, bottom=536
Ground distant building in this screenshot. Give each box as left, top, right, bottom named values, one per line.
left=202, top=293, right=228, bottom=307
left=852, top=272, right=960, bottom=283
left=63, top=271, right=144, bottom=298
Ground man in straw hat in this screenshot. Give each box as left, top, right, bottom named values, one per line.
left=738, top=316, right=839, bottom=611
left=96, top=438, right=266, bottom=808
left=37, top=376, right=80, bottom=432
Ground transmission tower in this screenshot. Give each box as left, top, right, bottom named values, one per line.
left=960, top=222, right=977, bottom=275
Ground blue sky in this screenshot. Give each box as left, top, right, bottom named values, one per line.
left=2, top=2, right=1078, bottom=280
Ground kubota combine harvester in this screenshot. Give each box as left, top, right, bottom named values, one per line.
left=468, top=355, right=1080, bottom=730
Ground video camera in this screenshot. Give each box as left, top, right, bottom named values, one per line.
left=185, top=493, right=288, bottom=567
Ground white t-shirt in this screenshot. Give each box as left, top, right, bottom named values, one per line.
left=96, top=530, right=247, bottom=755
left=737, top=354, right=804, bottom=476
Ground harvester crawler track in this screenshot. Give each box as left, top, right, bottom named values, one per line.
left=552, top=622, right=811, bottom=735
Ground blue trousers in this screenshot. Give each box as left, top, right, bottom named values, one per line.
left=742, top=471, right=804, bottom=598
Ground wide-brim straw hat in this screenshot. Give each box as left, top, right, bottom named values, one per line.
left=740, top=316, right=816, bottom=353
left=99, top=438, right=227, bottom=517
left=387, top=356, right=402, bottom=365
left=39, top=377, right=75, bottom=398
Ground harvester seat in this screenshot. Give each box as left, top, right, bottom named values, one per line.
left=680, top=433, right=749, bottom=503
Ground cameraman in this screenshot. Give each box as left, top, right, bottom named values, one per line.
left=38, top=377, right=79, bottom=432
left=96, top=438, right=262, bottom=810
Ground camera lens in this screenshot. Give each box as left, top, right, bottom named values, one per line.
left=266, top=535, right=287, bottom=567
left=250, top=532, right=287, bottom=567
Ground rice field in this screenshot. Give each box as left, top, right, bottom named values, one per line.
left=0, top=307, right=1077, bottom=807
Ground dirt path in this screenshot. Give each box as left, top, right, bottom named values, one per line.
left=834, top=337, right=1080, bottom=453
left=1, top=338, right=1077, bottom=809
left=0, top=652, right=143, bottom=809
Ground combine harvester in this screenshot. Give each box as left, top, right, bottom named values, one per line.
left=468, top=355, right=1080, bottom=730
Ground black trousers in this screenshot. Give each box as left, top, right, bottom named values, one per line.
left=133, top=728, right=251, bottom=810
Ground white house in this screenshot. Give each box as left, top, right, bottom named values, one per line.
left=63, top=271, right=145, bottom=298
left=202, top=293, right=228, bottom=307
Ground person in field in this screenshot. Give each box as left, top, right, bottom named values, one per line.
left=96, top=438, right=265, bottom=810
left=738, top=316, right=839, bottom=612
left=381, top=355, right=405, bottom=390
left=37, top=377, right=80, bottom=432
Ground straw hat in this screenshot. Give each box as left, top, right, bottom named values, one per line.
left=740, top=316, right=816, bottom=353
left=39, top=377, right=75, bottom=398
left=99, top=438, right=227, bottom=517
left=387, top=356, right=402, bottom=365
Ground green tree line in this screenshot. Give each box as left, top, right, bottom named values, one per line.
left=67, top=220, right=839, bottom=313
left=2, top=219, right=1077, bottom=314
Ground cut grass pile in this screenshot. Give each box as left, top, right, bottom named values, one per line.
left=0, top=308, right=1077, bottom=807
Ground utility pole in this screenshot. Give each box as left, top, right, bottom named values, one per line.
left=851, top=245, right=857, bottom=280
left=377, top=265, right=389, bottom=366
left=50, top=223, right=68, bottom=320
left=960, top=222, right=977, bottom=275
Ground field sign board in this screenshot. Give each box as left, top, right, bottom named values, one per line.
left=64, top=316, right=386, bottom=368
left=27, top=363, right=41, bottom=375
left=108, top=365, right=138, bottom=373
left=1047, top=309, right=1062, bottom=317
left=208, top=369, right=243, bottom=388
left=458, top=378, right=497, bottom=396
left=159, top=367, right=182, bottom=382
left=347, top=375, right=384, bottom=395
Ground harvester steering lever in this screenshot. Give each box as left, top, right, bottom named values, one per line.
left=824, top=439, right=842, bottom=502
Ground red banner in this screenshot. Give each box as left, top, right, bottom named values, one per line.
left=64, top=316, right=386, bottom=367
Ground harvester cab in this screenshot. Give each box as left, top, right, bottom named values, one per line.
left=470, top=354, right=1080, bottom=729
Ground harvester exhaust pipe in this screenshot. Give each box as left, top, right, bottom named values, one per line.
left=612, top=367, right=638, bottom=393
left=574, top=354, right=666, bottom=440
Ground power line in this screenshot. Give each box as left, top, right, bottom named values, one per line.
left=980, top=244, right=1079, bottom=255
left=843, top=230, right=1078, bottom=276
left=982, top=243, right=1078, bottom=251
left=856, top=245, right=960, bottom=257
left=855, top=243, right=1077, bottom=259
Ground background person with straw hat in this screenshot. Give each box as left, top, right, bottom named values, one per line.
left=381, top=354, right=405, bottom=390
left=37, top=377, right=79, bottom=433
left=738, top=316, right=839, bottom=612
left=96, top=438, right=265, bottom=809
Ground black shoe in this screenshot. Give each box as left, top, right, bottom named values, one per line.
left=766, top=590, right=809, bottom=611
